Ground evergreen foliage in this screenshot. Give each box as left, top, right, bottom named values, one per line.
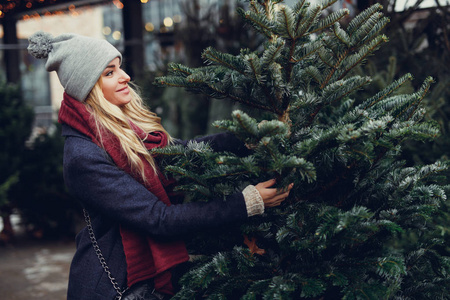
left=353, top=0, right=450, bottom=266
left=355, top=0, right=450, bottom=167
left=10, top=124, right=81, bottom=239
left=0, top=81, right=33, bottom=202
left=0, top=81, right=33, bottom=238
left=154, top=0, right=450, bottom=298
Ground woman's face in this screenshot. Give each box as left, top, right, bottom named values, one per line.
left=101, top=57, right=131, bottom=106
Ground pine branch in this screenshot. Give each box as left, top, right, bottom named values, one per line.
left=292, top=38, right=323, bottom=62
left=398, top=161, right=448, bottom=190
left=233, top=110, right=261, bottom=137
left=310, top=9, right=350, bottom=35
left=276, top=6, right=295, bottom=39
left=210, top=82, right=277, bottom=113
left=296, top=4, right=322, bottom=38
left=333, top=22, right=351, bottom=47
left=261, top=39, right=285, bottom=68
left=382, top=78, right=433, bottom=123
left=318, top=47, right=336, bottom=68
left=305, top=66, right=324, bottom=85
left=347, top=3, right=384, bottom=37
left=244, top=53, right=264, bottom=84
left=318, top=0, right=338, bottom=11
left=237, top=7, right=275, bottom=39
left=292, top=0, right=309, bottom=33
left=322, top=76, right=372, bottom=106
left=164, top=166, right=206, bottom=186
left=386, top=122, right=440, bottom=142
left=257, top=119, right=290, bottom=137
left=355, top=16, right=390, bottom=48
left=338, top=35, right=389, bottom=81
left=293, top=127, right=340, bottom=158
left=350, top=12, right=384, bottom=45
left=154, top=76, right=190, bottom=88
left=361, top=73, right=414, bottom=110
left=151, top=144, right=186, bottom=157
left=406, top=77, right=434, bottom=121
left=167, top=62, right=194, bottom=77
left=202, top=47, right=246, bottom=74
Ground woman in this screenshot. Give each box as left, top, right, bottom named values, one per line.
left=28, top=31, right=292, bottom=300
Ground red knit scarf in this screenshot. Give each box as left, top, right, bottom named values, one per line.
left=58, top=93, right=189, bottom=295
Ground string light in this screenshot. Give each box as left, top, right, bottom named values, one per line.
left=0, top=0, right=112, bottom=19
left=112, top=30, right=121, bottom=40
left=102, top=26, right=112, bottom=35
left=0, top=0, right=182, bottom=44
left=145, top=22, right=154, bottom=32
left=163, top=17, right=173, bottom=27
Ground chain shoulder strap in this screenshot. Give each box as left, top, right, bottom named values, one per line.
left=83, top=208, right=129, bottom=300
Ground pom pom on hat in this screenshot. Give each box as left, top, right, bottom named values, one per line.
left=27, top=31, right=53, bottom=59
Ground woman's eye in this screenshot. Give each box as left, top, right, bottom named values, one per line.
left=106, top=71, right=113, bottom=76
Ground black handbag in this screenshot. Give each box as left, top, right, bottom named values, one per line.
left=121, top=280, right=170, bottom=300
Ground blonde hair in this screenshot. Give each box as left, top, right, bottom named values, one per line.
left=84, top=79, right=171, bottom=181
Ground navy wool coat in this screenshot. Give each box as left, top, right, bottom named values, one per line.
left=62, top=124, right=251, bottom=300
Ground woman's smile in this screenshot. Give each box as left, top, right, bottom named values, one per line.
left=117, top=86, right=129, bottom=93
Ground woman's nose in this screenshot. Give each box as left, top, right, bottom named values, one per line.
left=119, top=69, right=131, bottom=82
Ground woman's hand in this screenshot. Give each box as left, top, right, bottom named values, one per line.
left=255, top=179, right=293, bottom=208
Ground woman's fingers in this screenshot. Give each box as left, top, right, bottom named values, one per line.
left=265, top=198, right=285, bottom=207
left=255, top=181, right=294, bottom=208
left=264, top=189, right=291, bottom=207
left=258, top=178, right=277, bottom=188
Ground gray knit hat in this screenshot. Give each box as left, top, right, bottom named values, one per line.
left=27, top=31, right=122, bottom=102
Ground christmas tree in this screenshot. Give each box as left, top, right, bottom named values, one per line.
left=154, top=0, right=450, bottom=298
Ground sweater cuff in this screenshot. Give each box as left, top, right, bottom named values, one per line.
left=242, top=185, right=264, bottom=217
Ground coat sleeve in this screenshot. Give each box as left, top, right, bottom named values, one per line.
left=63, top=136, right=248, bottom=238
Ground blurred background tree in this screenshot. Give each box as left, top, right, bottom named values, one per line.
left=0, top=80, right=33, bottom=243
left=9, top=123, right=81, bottom=240
left=0, top=80, right=80, bottom=242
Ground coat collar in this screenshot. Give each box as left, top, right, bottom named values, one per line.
left=61, top=123, right=91, bottom=140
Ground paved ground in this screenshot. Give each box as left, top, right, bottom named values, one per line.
left=0, top=216, right=76, bottom=300
left=0, top=238, right=75, bottom=300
